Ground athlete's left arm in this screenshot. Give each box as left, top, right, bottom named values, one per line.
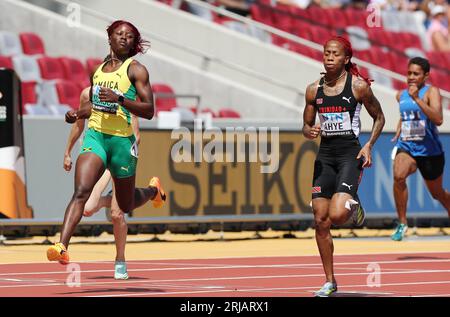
left=98, top=61, right=155, bottom=120
left=354, top=79, right=385, bottom=168
left=412, top=86, right=443, bottom=126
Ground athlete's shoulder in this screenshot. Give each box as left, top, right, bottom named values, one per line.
left=305, top=80, right=320, bottom=100
left=129, top=59, right=147, bottom=71
left=128, top=59, right=149, bottom=81
left=351, top=76, right=370, bottom=92
left=426, top=85, right=440, bottom=95
left=351, top=76, right=373, bottom=101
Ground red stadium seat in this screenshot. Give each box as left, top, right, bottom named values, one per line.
left=19, top=33, right=45, bottom=55
left=427, top=51, right=450, bottom=70
left=305, top=6, right=328, bottom=25
left=353, top=49, right=371, bottom=63
left=393, top=79, right=408, bottom=91
left=429, top=70, right=450, bottom=91
left=322, top=8, right=348, bottom=30
left=20, top=81, right=38, bottom=113
left=250, top=3, right=275, bottom=27
left=271, top=34, right=291, bottom=48
left=291, top=21, right=314, bottom=40
left=344, top=8, right=371, bottom=29
left=272, top=4, right=295, bottom=32
left=218, top=108, right=241, bottom=118
left=395, top=32, right=423, bottom=50
left=309, top=25, right=336, bottom=44
left=55, top=80, right=82, bottom=110
left=288, top=6, right=308, bottom=18
left=58, top=57, right=90, bottom=89
left=85, top=58, right=104, bottom=75
left=152, top=83, right=177, bottom=112
left=366, top=28, right=392, bottom=49
left=190, top=107, right=217, bottom=117
left=389, top=52, right=409, bottom=74
left=367, top=47, right=395, bottom=72
left=37, top=56, right=64, bottom=80
left=0, top=55, right=13, bottom=69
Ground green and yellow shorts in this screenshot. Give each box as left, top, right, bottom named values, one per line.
left=80, top=128, right=138, bottom=178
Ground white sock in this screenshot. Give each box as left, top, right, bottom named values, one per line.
left=345, top=199, right=358, bottom=211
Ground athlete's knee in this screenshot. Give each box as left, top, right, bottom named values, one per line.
left=393, top=174, right=407, bottom=186
left=328, top=208, right=347, bottom=225
left=110, top=208, right=126, bottom=224
left=73, top=186, right=92, bottom=203
left=314, top=215, right=331, bottom=233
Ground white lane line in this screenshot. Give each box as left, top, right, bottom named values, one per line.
left=0, top=251, right=448, bottom=265
left=0, top=269, right=449, bottom=289
left=0, top=258, right=449, bottom=277
left=85, top=280, right=450, bottom=297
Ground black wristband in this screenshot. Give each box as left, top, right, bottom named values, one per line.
left=118, top=95, right=125, bottom=105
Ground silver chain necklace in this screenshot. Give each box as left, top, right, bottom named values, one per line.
left=320, top=71, right=346, bottom=87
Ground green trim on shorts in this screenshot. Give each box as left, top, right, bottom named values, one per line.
left=80, top=128, right=138, bottom=178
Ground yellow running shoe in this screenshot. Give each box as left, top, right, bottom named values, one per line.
left=149, top=177, right=166, bottom=208
left=47, top=242, right=70, bottom=265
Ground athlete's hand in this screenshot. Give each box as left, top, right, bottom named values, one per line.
left=391, top=132, right=400, bottom=142
left=63, top=154, right=72, bottom=172
left=357, top=143, right=372, bottom=168
left=98, top=87, right=119, bottom=103
left=408, top=84, right=419, bottom=100
left=308, top=124, right=321, bottom=139
left=65, top=110, right=78, bottom=124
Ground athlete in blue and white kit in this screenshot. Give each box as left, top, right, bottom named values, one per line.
left=392, top=57, right=450, bottom=241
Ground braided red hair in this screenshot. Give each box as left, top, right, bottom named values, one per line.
left=325, top=36, right=373, bottom=86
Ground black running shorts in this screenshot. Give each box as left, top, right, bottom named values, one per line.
left=312, top=140, right=364, bottom=200
left=397, top=148, right=445, bottom=181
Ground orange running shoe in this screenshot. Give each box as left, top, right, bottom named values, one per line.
left=47, top=242, right=70, bottom=265
left=149, top=177, right=166, bottom=208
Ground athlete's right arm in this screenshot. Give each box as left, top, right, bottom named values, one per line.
left=63, top=119, right=85, bottom=171
left=302, top=82, right=320, bottom=139
left=63, top=88, right=90, bottom=170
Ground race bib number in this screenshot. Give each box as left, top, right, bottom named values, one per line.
left=130, top=140, right=139, bottom=158
left=91, top=85, right=121, bottom=114
left=319, top=112, right=352, bottom=136
left=401, top=120, right=426, bottom=141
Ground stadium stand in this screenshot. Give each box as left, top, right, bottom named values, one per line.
left=161, top=0, right=450, bottom=94
left=1, top=31, right=228, bottom=117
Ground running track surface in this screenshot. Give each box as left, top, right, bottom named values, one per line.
left=0, top=252, right=449, bottom=297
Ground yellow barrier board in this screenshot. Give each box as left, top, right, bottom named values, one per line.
left=134, top=130, right=319, bottom=217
